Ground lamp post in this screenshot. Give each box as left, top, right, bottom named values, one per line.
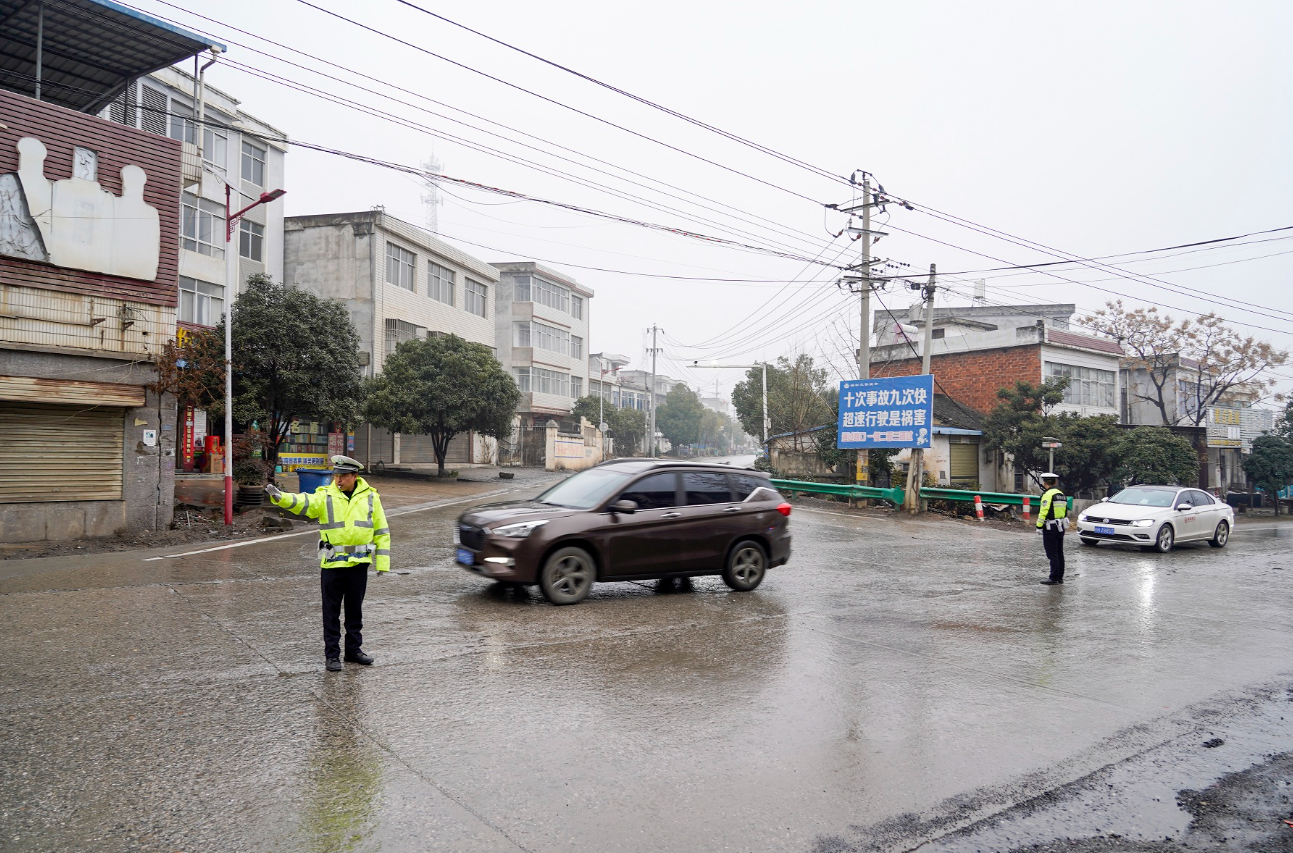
left=691, top=361, right=769, bottom=448
left=222, top=185, right=286, bottom=525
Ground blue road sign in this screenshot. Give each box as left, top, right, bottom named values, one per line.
left=837, top=375, right=934, bottom=449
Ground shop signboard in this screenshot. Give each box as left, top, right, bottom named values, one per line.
left=1207, top=406, right=1276, bottom=452
left=278, top=453, right=328, bottom=472
left=837, top=374, right=935, bottom=449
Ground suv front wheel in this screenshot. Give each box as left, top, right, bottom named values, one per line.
left=539, top=546, right=595, bottom=605
left=722, top=541, right=767, bottom=592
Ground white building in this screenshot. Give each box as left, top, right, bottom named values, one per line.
left=492, top=262, right=593, bottom=425
left=285, top=210, right=500, bottom=466
left=100, top=67, right=288, bottom=328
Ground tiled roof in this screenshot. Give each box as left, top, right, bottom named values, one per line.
left=1046, top=328, right=1125, bottom=355
left=933, top=395, right=985, bottom=431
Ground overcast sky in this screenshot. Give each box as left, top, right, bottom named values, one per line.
left=135, top=0, right=1293, bottom=403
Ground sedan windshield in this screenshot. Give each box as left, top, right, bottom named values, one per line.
left=1109, top=487, right=1179, bottom=508
left=535, top=467, right=633, bottom=509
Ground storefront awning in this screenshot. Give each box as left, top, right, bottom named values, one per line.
left=0, top=0, right=225, bottom=114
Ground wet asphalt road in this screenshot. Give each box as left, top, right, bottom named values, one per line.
left=1, top=467, right=1291, bottom=853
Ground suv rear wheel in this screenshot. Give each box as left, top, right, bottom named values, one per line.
left=722, top=541, right=767, bottom=592
left=539, top=546, right=595, bottom=605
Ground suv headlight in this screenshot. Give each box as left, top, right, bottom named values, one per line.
left=492, top=519, right=550, bottom=538
left=1132, top=519, right=1155, bottom=527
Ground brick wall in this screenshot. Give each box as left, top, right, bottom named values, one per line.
left=871, top=344, right=1042, bottom=414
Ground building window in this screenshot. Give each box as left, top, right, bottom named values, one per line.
left=179, top=277, right=224, bottom=327
left=513, top=367, right=531, bottom=392
left=931, top=328, right=945, bottom=339
left=386, top=243, right=416, bottom=291
left=241, top=141, right=266, bottom=186
left=514, top=321, right=531, bottom=348
left=239, top=220, right=263, bottom=261
left=531, top=367, right=569, bottom=397
left=572, top=294, right=584, bottom=320
left=384, top=318, right=423, bottom=355
left=465, top=278, right=487, bottom=317
left=571, top=335, right=584, bottom=360
left=571, top=376, right=583, bottom=398
left=181, top=193, right=225, bottom=259
left=513, top=274, right=531, bottom=302
left=428, top=261, right=455, bottom=305
left=533, top=277, right=570, bottom=313
left=1045, top=362, right=1116, bottom=408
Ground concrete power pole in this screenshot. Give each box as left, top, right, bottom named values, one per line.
left=647, top=325, right=659, bottom=457
left=906, top=264, right=936, bottom=513
left=857, top=174, right=872, bottom=487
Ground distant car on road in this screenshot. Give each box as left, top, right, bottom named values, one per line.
left=1076, top=485, right=1234, bottom=553
left=454, top=459, right=793, bottom=604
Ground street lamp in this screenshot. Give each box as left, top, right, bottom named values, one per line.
left=691, top=361, right=769, bottom=448
left=222, top=185, right=286, bottom=525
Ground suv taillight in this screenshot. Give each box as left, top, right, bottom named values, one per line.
left=776, top=502, right=792, bottom=517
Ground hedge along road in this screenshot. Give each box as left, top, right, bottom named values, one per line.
left=0, top=484, right=1290, bottom=853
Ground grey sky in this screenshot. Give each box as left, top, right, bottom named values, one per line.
left=136, top=0, right=1293, bottom=402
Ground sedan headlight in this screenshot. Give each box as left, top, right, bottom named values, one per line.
left=1132, top=519, right=1156, bottom=527
left=1078, top=514, right=1089, bottom=522
left=492, top=519, right=549, bottom=538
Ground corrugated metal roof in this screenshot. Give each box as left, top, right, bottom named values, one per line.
left=0, top=0, right=224, bottom=115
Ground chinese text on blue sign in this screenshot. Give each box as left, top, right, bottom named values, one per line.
left=837, top=375, right=935, bottom=449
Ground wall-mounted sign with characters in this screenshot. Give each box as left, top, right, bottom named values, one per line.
left=0, top=136, right=160, bottom=280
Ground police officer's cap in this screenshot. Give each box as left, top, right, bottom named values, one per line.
left=1040, top=471, right=1059, bottom=480
left=332, top=455, right=364, bottom=474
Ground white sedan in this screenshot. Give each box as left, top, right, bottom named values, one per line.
left=1076, top=485, right=1235, bottom=553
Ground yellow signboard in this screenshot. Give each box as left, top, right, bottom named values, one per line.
left=277, top=453, right=328, bottom=472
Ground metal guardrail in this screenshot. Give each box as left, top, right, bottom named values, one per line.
left=771, top=479, right=906, bottom=506
left=771, top=480, right=1074, bottom=513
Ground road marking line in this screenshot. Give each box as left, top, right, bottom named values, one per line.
left=144, top=488, right=512, bottom=561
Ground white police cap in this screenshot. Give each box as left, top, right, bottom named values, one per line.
left=332, top=455, right=364, bottom=473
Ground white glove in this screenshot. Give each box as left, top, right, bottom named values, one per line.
left=264, top=483, right=282, bottom=499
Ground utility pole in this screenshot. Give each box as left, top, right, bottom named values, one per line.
left=647, top=325, right=660, bottom=456
left=906, top=264, right=936, bottom=514
left=857, top=174, right=872, bottom=487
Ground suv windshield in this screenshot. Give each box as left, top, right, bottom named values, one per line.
left=535, top=467, right=633, bottom=509
left=1110, top=487, right=1179, bottom=508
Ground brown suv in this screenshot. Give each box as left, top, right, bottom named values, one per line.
left=454, top=460, right=792, bottom=604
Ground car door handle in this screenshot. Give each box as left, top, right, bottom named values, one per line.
left=722, top=506, right=741, bottom=513
left=661, top=512, right=682, bottom=518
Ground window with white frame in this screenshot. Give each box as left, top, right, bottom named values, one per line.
left=181, top=193, right=225, bottom=259
left=533, top=277, right=570, bottom=313
left=571, top=376, right=583, bottom=398
left=513, top=321, right=570, bottom=354
left=571, top=294, right=584, bottom=320
left=465, top=278, right=487, bottom=317
left=384, top=318, right=424, bottom=355
left=169, top=102, right=196, bottom=145
left=179, top=277, right=224, bottom=327
left=239, top=219, right=263, bottom=261
left=1045, top=362, right=1116, bottom=408
left=428, top=261, right=455, bottom=305
left=513, top=367, right=531, bottom=392
left=512, top=367, right=570, bottom=396
left=168, top=102, right=228, bottom=166
left=241, top=140, right=266, bottom=186
left=386, top=243, right=416, bottom=291
left=513, top=274, right=531, bottom=302
left=570, top=335, right=584, bottom=360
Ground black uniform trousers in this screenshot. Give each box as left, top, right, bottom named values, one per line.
left=321, top=564, right=369, bottom=659
left=1042, top=527, right=1066, bottom=582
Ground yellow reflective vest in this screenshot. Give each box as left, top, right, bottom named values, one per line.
left=1037, top=487, right=1068, bottom=530
left=270, top=476, right=391, bottom=572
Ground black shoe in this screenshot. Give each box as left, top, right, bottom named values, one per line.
left=344, top=651, right=374, bottom=666
left=1040, top=579, right=1063, bottom=585
left=326, top=657, right=343, bottom=672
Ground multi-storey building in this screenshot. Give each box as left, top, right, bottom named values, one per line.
left=588, top=352, right=631, bottom=414
left=284, top=210, right=500, bottom=466
left=0, top=5, right=223, bottom=541
left=492, top=262, right=593, bottom=425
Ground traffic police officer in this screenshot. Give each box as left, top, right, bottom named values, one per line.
left=1037, top=472, right=1068, bottom=585
left=266, top=455, right=390, bottom=671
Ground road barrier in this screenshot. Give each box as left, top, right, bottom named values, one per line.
left=974, top=494, right=985, bottom=521
left=771, top=480, right=1075, bottom=515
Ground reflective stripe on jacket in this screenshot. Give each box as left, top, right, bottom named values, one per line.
left=1037, top=487, right=1068, bottom=530
left=270, top=476, right=391, bottom=571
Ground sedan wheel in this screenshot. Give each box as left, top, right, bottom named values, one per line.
left=1079, top=537, right=1098, bottom=547
left=1152, top=524, right=1174, bottom=553
left=722, top=541, right=767, bottom=592
left=539, top=546, right=595, bottom=605
left=1208, top=521, right=1230, bottom=548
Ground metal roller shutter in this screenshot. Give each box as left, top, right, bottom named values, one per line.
left=948, top=439, right=980, bottom=485
left=400, top=432, right=472, bottom=464
left=0, top=403, right=124, bottom=502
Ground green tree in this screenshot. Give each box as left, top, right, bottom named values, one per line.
left=571, top=394, right=648, bottom=457
left=227, top=274, right=364, bottom=467
left=1275, top=401, right=1293, bottom=440
left=150, top=327, right=224, bottom=411
left=981, top=378, right=1069, bottom=490
left=1242, top=435, right=1293, bottom=516
left=656, top=383, right=706, bottom=450
left=1050, top=413, right=1123, bottom=494
left=365, top=334, right=520, bottom=475
left=697, top=409, right=731, bottom=454
left=1111, top=427, right=1200, bottom=487
left=732, top=354, right=832, bottom=444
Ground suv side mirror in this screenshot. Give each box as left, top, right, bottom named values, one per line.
left=610, top=499, right=638, bottom=514
left=1176, top=503, right=1192, bottom=512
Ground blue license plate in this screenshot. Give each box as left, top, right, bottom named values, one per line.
left=1095, top=525, right=1115, bottom=535
left=456, top=547, right=474, bottom=566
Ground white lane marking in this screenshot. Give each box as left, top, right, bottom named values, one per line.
left=144, top=488, right=512, bottom=561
